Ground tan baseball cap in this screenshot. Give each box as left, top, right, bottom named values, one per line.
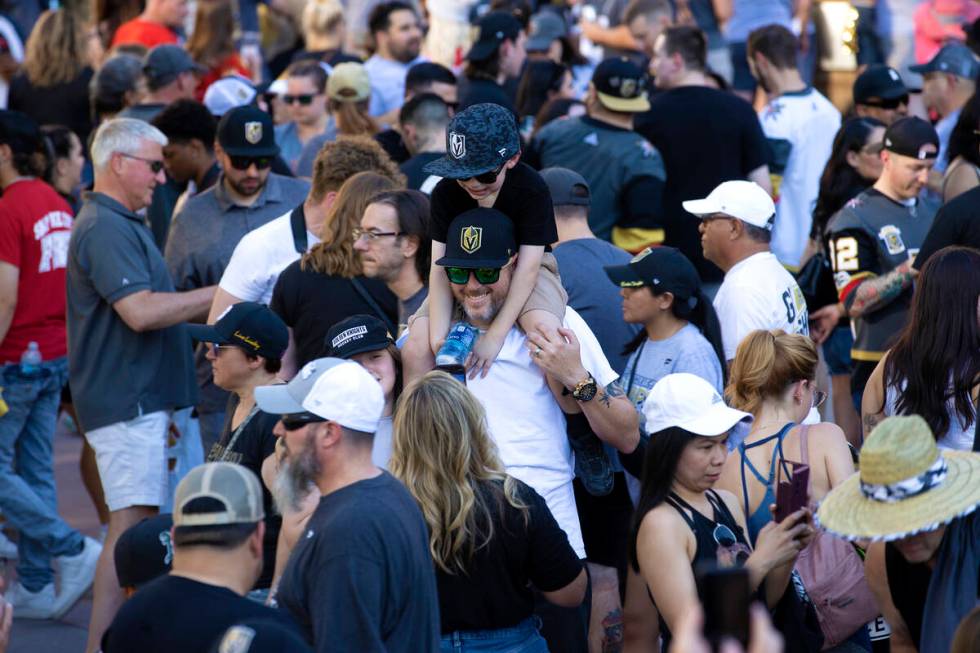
left=173, top=463, right=265, bottom=527
left=327, top=62, right=371, bottom=103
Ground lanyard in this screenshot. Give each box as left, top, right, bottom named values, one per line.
left=211, top=404, right=260, bottom=463
left=625, top=338, right=647, bottom=400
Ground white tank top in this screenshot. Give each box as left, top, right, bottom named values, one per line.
left=884, top=382, right=977, bottom=451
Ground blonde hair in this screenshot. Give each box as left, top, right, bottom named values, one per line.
left=300, top=171, right=401, bottom=276
left=726, top=329, right=817, bottom=415
left=390, top=371, right=528, bottom=574
left=302, top=0, right=344, bottom=39
left=23, top=9, right=87, bottom=87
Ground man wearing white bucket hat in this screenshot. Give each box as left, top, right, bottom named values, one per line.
left=817, top=415, right=980, bottom=653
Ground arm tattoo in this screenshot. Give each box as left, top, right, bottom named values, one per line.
left=849, top=261, right=914, bottom=318
left=605, top=381, right=625, bottom=397
left=863, top=413, right=880, bottom=439
left=598, top=390, right=611, bottom=408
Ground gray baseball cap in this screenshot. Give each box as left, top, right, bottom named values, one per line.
left=527, top=11, right=567, bottom=52
left=541, top=167, right=590, bottom=207
left=174, top=462, right=265, bottom=527
left=423, top=103, right=520, bottom=179
left=909, top=42, right=980, bottom=79
left=143, top=45, right=205, bottom=90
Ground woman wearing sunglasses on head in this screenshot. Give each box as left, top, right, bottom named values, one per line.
left=716, top=330, right=854, bottom=545
left=629, top=373, right=814, bottom=648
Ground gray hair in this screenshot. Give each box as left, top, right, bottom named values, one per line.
left=91, top=118, right=167, bottom=171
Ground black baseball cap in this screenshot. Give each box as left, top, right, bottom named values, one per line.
left=323, top=315, right=395, bottom=359
left=186, top=302, right=288, bottom=360
left=541, top=167, right=590, bottom=207
left=423, top=103, right=520, bottom=179
left=436, top=208, right=516, bottom=268
left=853, top=65, right=908, bottom=105
left=143, top=45, right=205, bottom=90
left=605, top=246, right=701, bottom=306
left=882, top=116, right=939, bottom=160
left=217, top=105, right=279, bottom=157
left=466, top=11, right=523, bottom=62
left=114, top=513, right=174, bottom=588
left=592, top=56, right=650, bottom=112
left=0, top=110, right=41, bottom=156
left=909, top=42, right=980, bottom=80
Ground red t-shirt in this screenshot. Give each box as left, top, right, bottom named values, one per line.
left=0, top=179, right=73, bottom=363
left=196, top=54, right=252, bottom=101
left=111, top=18, right=179, bottom=49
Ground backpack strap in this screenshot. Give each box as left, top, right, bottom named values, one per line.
left=290, top=204, right=307, bottom=254
left=799, top=424, right=810, bottom=465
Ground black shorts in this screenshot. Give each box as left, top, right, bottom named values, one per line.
left=573, top=472, right=633, bottom=577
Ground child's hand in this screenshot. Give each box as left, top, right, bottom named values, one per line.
left=466, top=332, right=505, bottom=379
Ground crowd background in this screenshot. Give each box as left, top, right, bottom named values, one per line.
left=0, top=0, right=978, bottom=653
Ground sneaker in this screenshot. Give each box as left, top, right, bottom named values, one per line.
left=53, top=536, right=101, bottom=619
left=0, top=530, right=17, bottom=559
left=7, top=581, right=57, bottom=619
left=569, top=428, right=614, bottom=497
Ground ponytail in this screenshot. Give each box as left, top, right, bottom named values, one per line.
left=726, top=329, right=817, bottom=415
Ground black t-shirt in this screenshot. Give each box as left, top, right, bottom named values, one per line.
left=913, top=184, right=980, bottom=270
left=277, top=472, right=440, bottom=652
left=429, top=162, right=557, bottom=246
left=375, top=129, right=411, bottom=164
left=8, top=67, right=95, bottom=146
left=458, top=75, right=517, bottom=116
left=401, top=152, right=444, bottom=192
left=209, top=394, right=282, bottom=589
left=270, top=262, right=398, bottom=367
left=437, top=479, right=582, bottom=633
left=102, top=575, right=299, bottom=653
left=634, top=86, right=769, bottom=283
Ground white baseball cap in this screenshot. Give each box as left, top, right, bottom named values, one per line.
left=255, top=358, right=384, bottom=433
left=642, top=373, right=753, bottom=438
left=682, top=180, right=776, bottom=230
left=203, top=75, right=257, bottom=116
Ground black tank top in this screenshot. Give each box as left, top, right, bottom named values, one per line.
left=884, top=542, right=932, bottom=649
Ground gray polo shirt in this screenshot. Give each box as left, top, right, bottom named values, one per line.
left=67, top=192, right=196, bottom=432
left=165, top=172, right=310, bottom=414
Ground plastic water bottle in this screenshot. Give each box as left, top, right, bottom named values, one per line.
left=435, top=322, right=479, bottom=367
left=19, top=342, right=42, bottom=376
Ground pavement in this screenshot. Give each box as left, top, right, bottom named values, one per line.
left=8, top=417, right=101, bottom=653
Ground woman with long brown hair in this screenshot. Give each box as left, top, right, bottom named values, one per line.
left=390, top=371, right=586, bottom=651
left=186, top=0, right=254, bottom=98
left=327, top=62, right=380, bottom=139
left=270, top=171, right=403, bottom=376
left=9, top=8, right=95, bottom=144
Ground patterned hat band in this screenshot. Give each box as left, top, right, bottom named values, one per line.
left=860, top=456, right=947, bottom=503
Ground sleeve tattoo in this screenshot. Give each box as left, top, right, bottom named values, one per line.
left=848, top=260, right=914, bottom=318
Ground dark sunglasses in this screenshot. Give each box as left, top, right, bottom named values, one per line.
left=229, top=155, right=274, bottom=171
left=282, top=93, right=318, bottom=105
left=864, top=93, right=909, bottom=110
left=280, top=412, right=327, bottom=431
left=120, top=153, right=165, bottom=174
left=459, top=165, right=503, bottom=184
left=445, top=266, right=504, bottom=285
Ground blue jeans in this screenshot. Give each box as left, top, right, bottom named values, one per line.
left=441, top=618, right=550, bottom=653
left=0, top=358, right=83, bottom=591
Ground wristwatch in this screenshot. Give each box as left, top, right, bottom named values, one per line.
left=570, top=375, right=598, bottom=402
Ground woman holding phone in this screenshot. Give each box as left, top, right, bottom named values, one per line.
left=629, top=373, right=814, bottom=647
left=717, top=330, right=855, bottom=544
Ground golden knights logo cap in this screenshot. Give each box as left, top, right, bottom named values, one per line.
left=217, top=105, right=279, bottom=157
left=436, top=208, right=516, bottom=268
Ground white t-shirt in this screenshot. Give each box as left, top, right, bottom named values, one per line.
left=464, top=307, right=618, bottom=559
left=218, top=211, right=320, bottom=305
left=714, top=252, right=809, bottom=361
left=373, top=415, right=394, bottom=469
left=759, top=88, right=841, bottom=269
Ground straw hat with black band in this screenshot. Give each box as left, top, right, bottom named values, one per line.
left=816, top=415, right=980, bottom=542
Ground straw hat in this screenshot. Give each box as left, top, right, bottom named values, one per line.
left=816, top=415, right=980, bottom=542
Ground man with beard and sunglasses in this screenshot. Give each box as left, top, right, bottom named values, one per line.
left=165, top=105, right=309, bottom=453
left=255, top=357, right=439, bottom=652
left=853, top=64, right=911, bottom=127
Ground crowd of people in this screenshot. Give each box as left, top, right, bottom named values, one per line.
left=0, top=1, right=978, bottom=653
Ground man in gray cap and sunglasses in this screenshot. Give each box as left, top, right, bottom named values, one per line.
left=165, top=104, right=309, bottom=453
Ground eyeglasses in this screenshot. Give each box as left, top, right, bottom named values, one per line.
left=444, top=264, right=508, bottom=285
left=863, top=93, right=909, bottom=110
left=282, top=94, right=319, bottom=105
left=352, top=227, right=405, bottom=242
left=208, top=343, right=239, bottom=357
left=228, top=155, right=274, bottom=171
left=280, top=412, right=327, bottom=431
left=459, top=165, right=503, bottom=185
left=119, top=153, right=165, bottom=174
left=811, top=389, right=827, bottom=410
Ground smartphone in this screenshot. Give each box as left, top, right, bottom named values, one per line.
left=698, top=565, right=750, bottom=651
left=774, top=461, right=810, bottom=523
